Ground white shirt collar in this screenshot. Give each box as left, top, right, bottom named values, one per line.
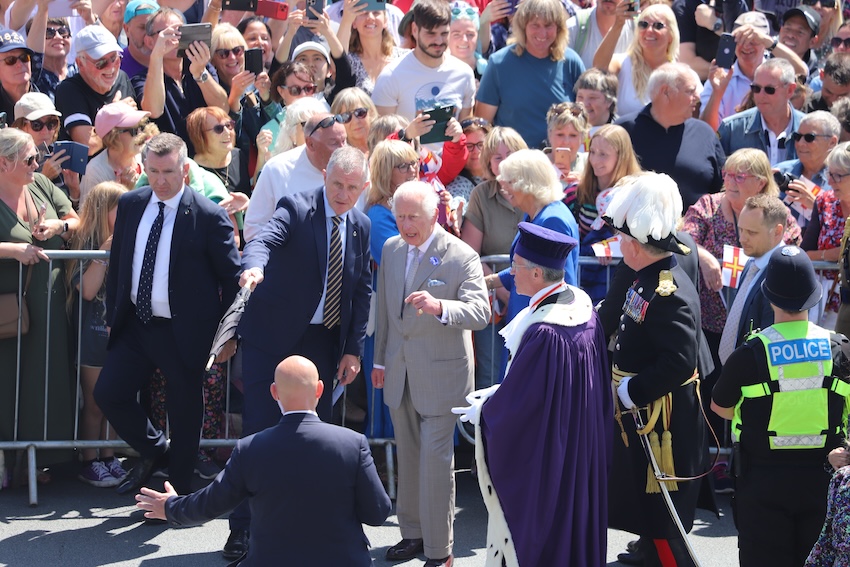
left=150, top=186, right=185, bottom=209
left=282, top=410, right=319, bottom=417
left=752, top=241, right=785, bottom=272
left=408, top=227, right=438, bottom=256
left=529, top=281, right=568, bottom=308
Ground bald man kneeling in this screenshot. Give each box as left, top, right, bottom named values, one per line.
left=135, top=356, right=391, bottom=566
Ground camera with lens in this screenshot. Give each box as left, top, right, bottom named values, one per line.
left=773, top=171, right=798, bottom=193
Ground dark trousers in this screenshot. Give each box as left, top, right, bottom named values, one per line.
left=735, top=464, right=829, bottom=567
left=94, top=313, right=204, bottom=494
left=229, top=324, right=339, bottom=530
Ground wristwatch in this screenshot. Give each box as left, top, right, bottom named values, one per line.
left=398, top=128, right=411, bottom=143
left=194, top=70, right=209, bottom=83
left=767, top=37, right=779, bottom=52
left=62, top=221, right=69, bottom=234
left=712, top=18, right=723, bottom=33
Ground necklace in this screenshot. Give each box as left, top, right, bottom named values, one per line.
left=212, top=163, right=230, bottom=192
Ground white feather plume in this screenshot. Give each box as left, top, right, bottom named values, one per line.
left=605, top=173, right=683, bottom=243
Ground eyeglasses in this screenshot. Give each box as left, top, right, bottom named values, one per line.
left=86, top=52, right=120, bottom=70
left=750, top=83, right=780, bottom=95
left=637, top=20, right=667, bottom=31
left=308, top=113, right=352, bottom=137
left=29, top=118, right=59, bottom=132
left=791, top=131, right=831, bottom=143
left=117, top=125, right=142, bottom=136
left=2, top=53, right=30, bottom=66
left=207, top=121, right=236, bottom=134
left=803, top=0, right=836, bottom=7
left=394, top=160, right=418, bottom=172
left=339, top=107, right=368, bottom=122
left=460, top=117, right=489, bottom=129
left=285, top=84, right=317, bottom=96
left=510, top=260, right=535, bottom=271
left=465, top=141, right=484, bottom=151
left=22, top=154, right=38, bottom=167
left=829, top=170, right=850, bottom=183
left=214, top=46, right=245, bottom=60
left=45, top=26, right=71, bottom=39
left=722, top=170, right=756, bottom=183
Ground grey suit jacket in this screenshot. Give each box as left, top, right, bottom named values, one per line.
left=374, top=226, right=490, bottom=415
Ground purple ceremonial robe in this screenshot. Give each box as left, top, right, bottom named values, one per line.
left=480, top=310, right=612, bottom=567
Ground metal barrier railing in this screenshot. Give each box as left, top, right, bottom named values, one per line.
left=0, top=250, right=397, bottom=505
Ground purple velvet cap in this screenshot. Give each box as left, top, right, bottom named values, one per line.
left=514, top=222, right=577, bottom=270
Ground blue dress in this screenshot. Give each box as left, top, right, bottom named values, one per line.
left=363, top=204, right=399, bottom=439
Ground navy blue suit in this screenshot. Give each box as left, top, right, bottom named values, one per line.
left=95, top=186, right=241, bottom=494
left=166, top=413, right=391, bottom=567
left=730, top=263, right=772, bottom=348
left=233, top=187, right=371, bottom=530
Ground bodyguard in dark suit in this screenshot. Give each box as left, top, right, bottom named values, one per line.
left=228, top=145, right=372, bottom=558
left=135, top=355, right=392, bottom=567
left=718, top=195, right=789, bottom=364
left=94, top=133, right=241, bottom=497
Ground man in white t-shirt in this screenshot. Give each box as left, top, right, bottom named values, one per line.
left=567, top=0, right=634, bottom=70
left=372, top=0, right=475, bottom=123
left=244, top=112, right=346, bottom=242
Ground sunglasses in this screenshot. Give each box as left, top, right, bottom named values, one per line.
left=29, top=118, right=59, bottom=132
left=285, top=83, right=317, bottom=96
left=465, top=141, right=484, bottom=151
left=45, top=26, right=71, bottom=39
left=451, top=5, right=478, bottom=18
left=339, top=107, right=369, bottom=121
left=803, top=0, right=836, bottom=7
left=792, top=131, right=830, bottom=143
left=308, top=114, right=352, bottom=137
left=214, top=46, right=245, bottom=60
left=722, top=170, right=755, bottom=183
left=87, top=52, right=120, bottom=70
left=750, top=83, right=780, bottom=95
left=117, top=125, right=142, bottom=136
left=831, top=36, right=850, bottom=49
left=460, top=117, right=489, bottom=129
left=394, top=160, right=418, bottom=172
left=637, top=20, right=666, bottom=31
left=3, top=52, right=30, bottom=66
left=207, top=121, right=236, bottom=134
left=22, top=154, right=38, bottom=167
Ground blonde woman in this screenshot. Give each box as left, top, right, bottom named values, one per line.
left=546, top=102, right=590, bottom=192
left=474, top=0, right=585, bottom=148
left=337, top=0, right=407, bottom=95
left=594, top=3, right=680, bottom=116
left=66, top=181, right=127, bottom=487
left=330, top=87, right=378, bottom=155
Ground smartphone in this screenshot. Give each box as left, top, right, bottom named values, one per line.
left=356, top=0, right=386, bottom=10
left=53, top=141, right=88, bottom=175
left=0, top=112, right=7, bottom=129
left=306, top=0, right=326, bottom=19
left=245, top=48, right=264, bottom=75
left=222, top=0, right=258, bottom=10
left=506, top=0, right=520, bottom=15
left=177, top=23, right=212, bottom=57
left=554, top=147, right=572, bottom=171
left=626, top=0, right=639, bottom=13
left=418, top=105, right=456, bottom=145
left=255, top=0, right=289, bottom=19
left=715, top=33, right=737, bottom=69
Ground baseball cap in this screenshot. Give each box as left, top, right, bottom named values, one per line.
left=783, top=6, right=820, bottom=36
left=733, top=11, right=771, bottom=36
left=124, top=0, right=160, bottom=24
left=75, top=25, right=122, bottom=60
left=95, top=102, right=150, bottom=138
left=292, top=41, right=330, bottom=63
left=14, top=93, right=61, bottom=121
left=0, top=28, right=32, bottom=54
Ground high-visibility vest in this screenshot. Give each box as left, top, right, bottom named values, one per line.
left=732, top=321, right=850, bottom=450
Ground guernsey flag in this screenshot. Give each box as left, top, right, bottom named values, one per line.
left=721, top=244, right=750, bottom=288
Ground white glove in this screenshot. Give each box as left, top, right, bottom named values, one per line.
left=617, top=377, right=636, bottom=409
left=451, top=384, right=500, bottom=426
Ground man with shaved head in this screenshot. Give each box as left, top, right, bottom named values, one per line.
left=134, top=355, right=391, bottom=566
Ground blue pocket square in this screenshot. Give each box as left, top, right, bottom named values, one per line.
left=427, top=279, right=446, bottom=287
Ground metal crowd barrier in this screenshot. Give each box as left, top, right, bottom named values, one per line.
left=0, top=250, right=397, bottom=506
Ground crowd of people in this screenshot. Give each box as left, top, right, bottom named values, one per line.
left=2, top=0, right=850, bottom=563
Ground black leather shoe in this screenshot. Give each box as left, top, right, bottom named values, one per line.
left=617, top=550, right=644, bottom=565
left=116, top=456, right=159, bottom=495
left=385, top=538, right=424, bottom=561
left=424, top=555, right=453, bottom=567
left=222, top=528, right=249, bottom=560
left=626, top=539, right=640, bottom=554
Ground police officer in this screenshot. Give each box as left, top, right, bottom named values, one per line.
left=712, top=245, right=850, bottom=567
left=605, top=172, right=710, bottom=567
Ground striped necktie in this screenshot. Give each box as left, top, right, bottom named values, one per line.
left=323, top=216, right=343, bottom=329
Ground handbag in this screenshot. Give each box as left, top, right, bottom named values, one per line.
left=0, top=265, right=32, bottom=340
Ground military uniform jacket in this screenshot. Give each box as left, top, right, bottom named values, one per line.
left=608, top=255, right=710, bottom=538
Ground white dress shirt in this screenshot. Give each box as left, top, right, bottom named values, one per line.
left=130, top=188, right=184, bottom=319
